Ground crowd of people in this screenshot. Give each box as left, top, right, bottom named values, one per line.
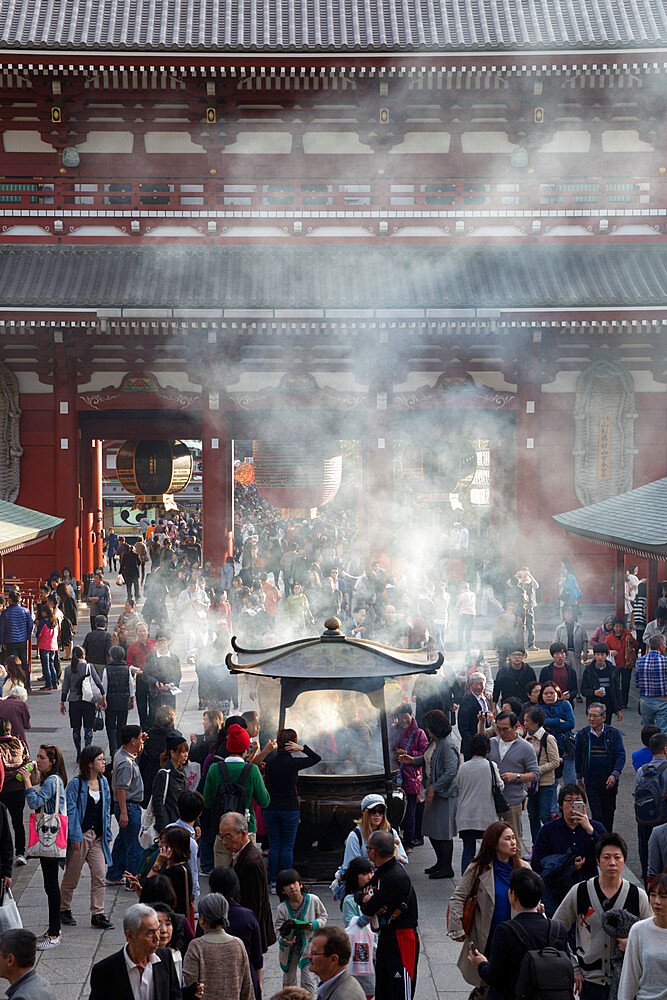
left=0, top=503, right=664, bottom=1000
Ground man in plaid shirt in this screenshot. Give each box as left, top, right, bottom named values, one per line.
left=634, top=634, right=667, bottom=731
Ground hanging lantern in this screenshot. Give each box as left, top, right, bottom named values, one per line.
left=401, top=439, right=477, bottom=498
left=116, top=440, right=193, bottom=511
left=252, top=440, right=342, bottom=518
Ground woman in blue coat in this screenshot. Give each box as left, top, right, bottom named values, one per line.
left=539, top=681, right=576, bottom=812
left=60, top=745, right=114, bottom=930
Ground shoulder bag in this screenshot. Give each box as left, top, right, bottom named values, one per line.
left=139, top=768, right=171, bottom=848
left=26, top=779, right=68, bottom=859
left=489, top=759, right=511, bottom=815
left=81, top=663, right=95, bottom=703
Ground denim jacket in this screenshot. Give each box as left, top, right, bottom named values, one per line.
left=65, top=774, right=113, bottom=864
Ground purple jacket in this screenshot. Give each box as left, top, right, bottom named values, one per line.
left=392, top=719, right=429, bottom=795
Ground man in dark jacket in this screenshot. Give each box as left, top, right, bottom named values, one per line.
left=119, top=545, right=141, bottom=603
left=86, top=571, right=111, bottom=632
left=89, top=903, right=182, bottom=1000
left=143, top=631, right=181, bottom=726
left=358, top=830, right=419, bottom=1000
left=575, top=703, right=626, bottom=832
left=470, top=868, right=570, bottom=1000
left=220, top=812, right=276, bottom=953
left=83, top=616, right=112, bottom=671
left=0, top=591, right=33, bottom=691
left=580, top=643, right=623, bottom=723
left=457, top=673, right=493, bottom=761
left=103, top=646, right=134, bottom=759
left=492, top=647, right=536, bottom=707
left=538, top=642, right=579, bottom=702
left=531, top=782, right=606, bottom=915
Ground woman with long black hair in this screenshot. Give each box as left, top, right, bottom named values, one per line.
left=60, top=647, right=105, bottom=760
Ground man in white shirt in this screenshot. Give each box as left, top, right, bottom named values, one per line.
left=89, top=904, right=184, bottom=1000
left=175, top=577, right=211, bottom=663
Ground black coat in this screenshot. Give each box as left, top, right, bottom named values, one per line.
left=458, top=692, right=489, bottom=761
left=89, top=946, right=180, bottom=1000
left=138, top=725, right=180, bottom=807
left=479, top=912, right=569, bottom=1000
left=0, top=803, right=13, bottom=879
left=234, top=841, right=277, bottom=953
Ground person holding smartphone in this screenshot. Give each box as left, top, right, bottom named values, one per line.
left=531, top=783, right=606, bottom=915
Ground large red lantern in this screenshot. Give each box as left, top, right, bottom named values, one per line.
left=252, top=440, right=342, bottom=517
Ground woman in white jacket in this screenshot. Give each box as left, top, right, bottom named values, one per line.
left=455, top=733, right=504, bottom=875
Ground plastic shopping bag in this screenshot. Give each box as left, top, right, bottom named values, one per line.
left=0, top=888, right=22, bottom=931
left=346, top=921, right=375, bottom=977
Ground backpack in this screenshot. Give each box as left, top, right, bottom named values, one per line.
left=634, top=759, right=667, bottom=826
left=576, top=879, right=640, bottom=918
left=0, top=737, right=29, bottom=783
left=511, top=918, right=574, bottom=1000
left=211, top=761, right=252, bottom=829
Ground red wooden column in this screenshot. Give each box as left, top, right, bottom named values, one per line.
left=54, top=369, right=81, bottom=579
left=362, top=391, right=394, bottom=564
left=92, top=439, right=104, bottom=570
left=615, top=549, right=625, bottom=620
left=79, top=438, right=94, bottom=579
left=202, top=391, right=234, bottom=571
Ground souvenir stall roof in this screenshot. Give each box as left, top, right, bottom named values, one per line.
left=0, top=500, right=63, bottom=557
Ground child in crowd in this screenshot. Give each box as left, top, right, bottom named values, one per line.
left=275, top=868, right=327, bottom=998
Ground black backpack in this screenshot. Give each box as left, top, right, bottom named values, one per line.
left=511, top=919, right=574, bottom=1000
left=634, top=759, right=667, bottom=826
left=211, top=761, right=252, bottom=828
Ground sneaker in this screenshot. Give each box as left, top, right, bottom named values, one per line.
left=91, top=914, right=114, bottom=930
left=60, top=911, right=77, bottom=926
left=36, top=934, right=61, bottom=951
left=105, top=877, right=125, bottom=886
left=15, top=855, right=27, bottom=866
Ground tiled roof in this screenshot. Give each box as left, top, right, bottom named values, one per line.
left=0, top=499, right=63, bottom=556
left=0, top=245, right=666, bottom=310
left=553, top=479, right=667, bottom=556
left=0, top=0, right=664, bottom=51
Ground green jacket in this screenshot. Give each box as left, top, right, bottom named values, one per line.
left=203, top=757, right=269, bottom=834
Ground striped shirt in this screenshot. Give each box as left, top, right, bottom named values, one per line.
left=633, top=651, right=667, bottom=698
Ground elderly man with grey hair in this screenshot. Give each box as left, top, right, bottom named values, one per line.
left=88, top=903, right=187, bottom=1000
left=218, top=812, right=276, bottom=953
left=457, top=671, right=493, bottom=761
left=574, top=700, right=626, bottom=831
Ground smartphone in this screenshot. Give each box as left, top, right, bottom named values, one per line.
left=469, top=940, right=477, bottom=953
left=573, top=801, right=585, bottom=815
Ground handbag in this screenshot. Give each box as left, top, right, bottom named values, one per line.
left=93, top=706, right=105, bottom=732
left=81, top=663, right=95, bottom=704
left=27, top=779, right=68, bottom=859
left=461, top=873, right=481, bottom=935
left=0, top=887, right=22, bottom=932
left=139, top=768, right=171, bottom=848
left=489, top=759, right=511, bottom=815
left=562, top=733, right=576, bottom=758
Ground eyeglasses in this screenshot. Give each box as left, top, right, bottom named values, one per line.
left=368, top=808, right=385, bottom=815
left=40, top=824, right=60, bottom=835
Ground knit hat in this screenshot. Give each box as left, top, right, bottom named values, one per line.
left=165, top=731, right=187, bottom=752
left=226, top=724, right=251, bottom=755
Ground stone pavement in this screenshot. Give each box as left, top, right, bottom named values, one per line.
left=8, top=583, right=644, bottom=999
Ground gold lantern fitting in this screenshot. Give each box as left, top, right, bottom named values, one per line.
left=116, top=440, right=193, bottom=513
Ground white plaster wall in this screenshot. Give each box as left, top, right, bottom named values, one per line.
left=15, top=371, right=53, bottom=394
left=3, top=131, right=54, bottom=152
left=461, top=131, right=516, bottom=153
left=601, top=130, right=654, bottom=153
left=77, top=131, right=134, bottom=153
left=390, top=132, right=451, bottom=154
left=540, top=130, right=591, bottom=153
left=302, top=132, right=372, bottom=154
left=223, top=132, right=292, bottom=154
left=144, top=132, right=205, bottom=154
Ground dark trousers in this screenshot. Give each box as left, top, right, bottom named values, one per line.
left=527, top=785, right=554, bottom=841
left=4, top=641, right=30, bottom=690
left=126, top=577, right=140, bottom=602
left=585, top=781, right=618, bottom=833
left=376, top=928, right=419, bottom=1000
left=638, top=823, right=652, bottom=886
left=106, top=708, right=128, bottom=759
left=460, top=829, right=485, bottom=875
left=414, top=800, right=424, bottom=843
left=581, top=982, right=610, bottom=1000
left=620, top=668, right=632, bottom=708
left=263, top=808, right=301, bottom=884
left=402, top=794, right=418, bottom=848
left=135, top=681, right=150, bottom=730
left=428, top=837, right=453, bottom=874
left=458, top=614, right=474, bottom=649
left=40, top=858, right=61, bottom=936
left=69, top=701, right=95, bottom=759
left=0, top=788, right=25, bottom=855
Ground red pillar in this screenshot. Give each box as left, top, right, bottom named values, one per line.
left=647, top=557, right=659, bottom=621
left=615, top=549, right=625, bottom=621
left=54, top=371, right=80, bottom=579
left=202, top=396, right=234, bottom=571
left=361, top=394, right=394, bottom=564
left=515, top=367, right=542, bottom=568
left=80, top=438, right=94, bottom=578
left=92, top=439, right=104, bottom=570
